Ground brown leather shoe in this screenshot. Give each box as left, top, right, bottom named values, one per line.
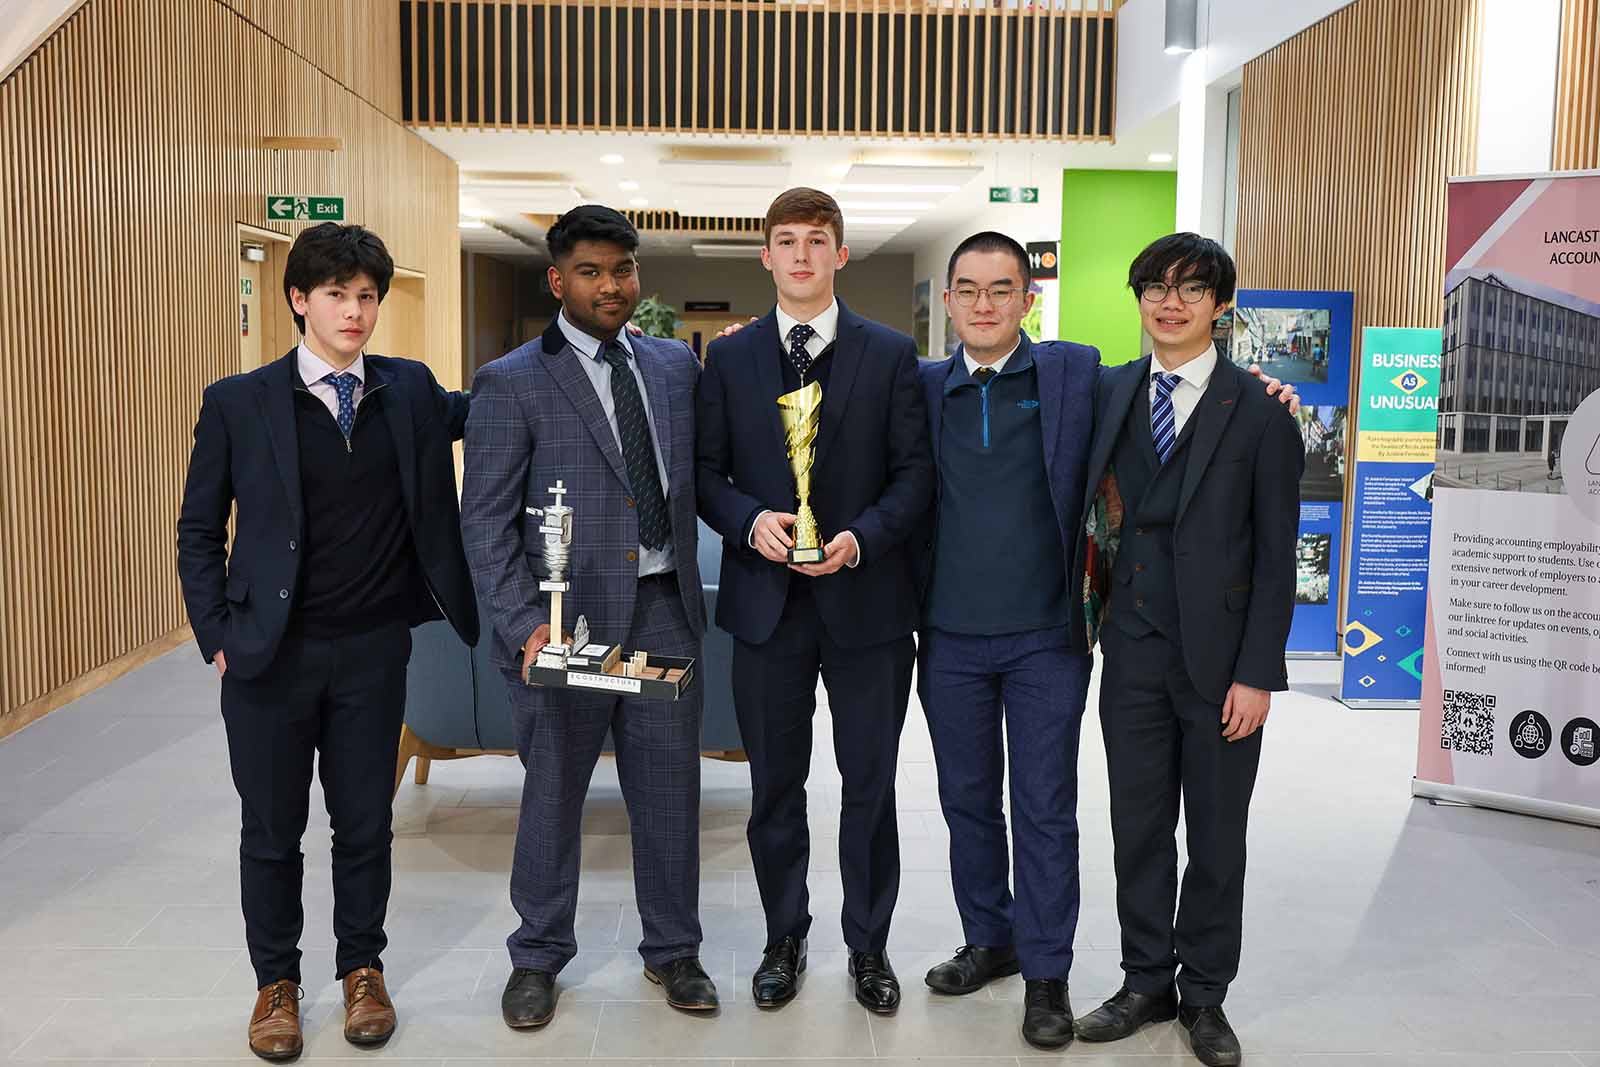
left=342, top=967, right=397, bottom=1047
left=248, top=979, right=303, bottom=1062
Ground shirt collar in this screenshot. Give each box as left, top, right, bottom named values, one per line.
left=774, top=298, right=839, bottom=348
left=1151, top=343, right=1218, bottom=391
left=962, top=336, right=1025, bottom=379
left=558, top=309, right=635, bottom=362
left=949, top=335, right=1031, bottom=393
left=297, top=342, right=364, bottom=387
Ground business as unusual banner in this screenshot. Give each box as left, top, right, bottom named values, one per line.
left=1417, top=170, right=1600, bottom=826
left=1340, top=328, right=1440, bottom=706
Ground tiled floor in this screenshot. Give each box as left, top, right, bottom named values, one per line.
left=2, top=649, right=1599, bottom=1065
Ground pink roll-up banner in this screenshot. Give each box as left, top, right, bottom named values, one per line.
left=1418, top=170, right=1600, bottom=826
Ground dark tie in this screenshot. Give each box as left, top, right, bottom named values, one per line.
left=787, top=323, right=816, bottom=378
left=973, top=366, right=995, bottom=386
left=600, top=340, right=670, bottom=550
left=322, top=372, right=359, bottom=439
left=1152, top=371, right=1179, bottom=463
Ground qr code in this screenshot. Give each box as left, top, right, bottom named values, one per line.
left=1441, top=689, right=1496, bottom=755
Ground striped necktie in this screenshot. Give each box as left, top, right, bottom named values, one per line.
left=1152, top=371, right=1179, bottom=463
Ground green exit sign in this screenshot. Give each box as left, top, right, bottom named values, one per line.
left=267, top=195, right=346, bottom=221
left=989, top=186, right=1039, bottom=204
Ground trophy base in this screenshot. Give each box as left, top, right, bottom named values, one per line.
left=788, top=545, right=826, bottom=564
left=526, top=645, right=696, bottom=701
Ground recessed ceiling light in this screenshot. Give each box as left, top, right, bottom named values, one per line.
left=1148, top=152, right=1174, bottom=164
left=459, top=220, right=487, bottom=230
left=838, top=183, right=961, bottom=194
left=850, top=216, right=918, bottom=226
left=839, top=201, right=935, bottom=212
left=600, top=154, right=625, bottom=165
left=629, top=197, right=649, bottom=207
left=619, top=180, right=640, bottom=191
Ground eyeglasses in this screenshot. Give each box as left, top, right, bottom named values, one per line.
left=1139, top=281, right=1212, bottom=304
left=949, top=285, right=1020, bottom=308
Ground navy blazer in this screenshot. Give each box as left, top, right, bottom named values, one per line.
left=461, top=320, right=705, bottom=674
left=696, top=301, right=935, bottom=649
left=1079, top=355, right=1303, bottom=702
left=176, top=349, right=479, bottom=680
left=916, top=335, right=1102, bottom=652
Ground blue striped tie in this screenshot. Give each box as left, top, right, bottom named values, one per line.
left=1152, top=371, right=1179, bottom=463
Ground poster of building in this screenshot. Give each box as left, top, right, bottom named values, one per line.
left=1417, top=171, right=1600, bottom=826
left=1233, top=289, right=1355, bottom=655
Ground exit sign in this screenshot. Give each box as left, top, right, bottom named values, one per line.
left=989, top=186, right=1039, bottom=204
left=267, top=195, right=346, bottom=221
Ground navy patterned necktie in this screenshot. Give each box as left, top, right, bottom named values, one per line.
left=1152, top=371, right=1180, bottom=463
left=600, top=340, right=670, bottom=550
left=322, top=372, right=360, bottom=439
left=787, top=323, right=816, bottom=378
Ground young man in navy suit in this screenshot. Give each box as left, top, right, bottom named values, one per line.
left=1074, top=234, right=1302, bottom=1067
left=696, top=188, right=934, bottom=1016
left=177, top=224, right=478, bottom=1060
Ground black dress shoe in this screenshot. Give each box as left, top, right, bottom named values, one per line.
left=644, top=956, right=720, bottom=1012
left=1074, top=984, right=1178, bottom=1042
left=1020, top=978, right=1074, bottom=1050
left=752, top=936, right=806, bottom=1008
left=501, top=968, right=557, bottom=1030
left=924, top=945, right=1021, bottom=996
left=847, top=951, right=900, bottom=1015
left=1179, top=1004, right=1241, bottom=1067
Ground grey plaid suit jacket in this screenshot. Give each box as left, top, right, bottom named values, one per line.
left=461, top=318, right=706, bottom=674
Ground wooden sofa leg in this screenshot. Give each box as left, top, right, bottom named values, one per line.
left=394, top=725, right=421, bottom=796
left=414, top=755, right=432, bottom=785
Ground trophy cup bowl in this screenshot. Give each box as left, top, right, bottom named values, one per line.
left=777, top=380, right=826, bottom=564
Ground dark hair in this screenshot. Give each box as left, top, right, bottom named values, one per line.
left=946, top=231, right=1031, bottom=288
left=764, top=187, right=845, bottom=248
left=1127, top=232, right=1237, bottom=305
left=282, top=223, right=394, bottom=333
left=546, top=205, right=640, bottom=263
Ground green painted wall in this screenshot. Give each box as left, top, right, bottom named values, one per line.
left=1059, top=170, right=1177, bottom=366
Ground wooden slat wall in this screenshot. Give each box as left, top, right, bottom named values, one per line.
left=1235, top=0, right=1484, bottom=334
left=220, top=0, right=404, bottom=119
left=402, top=0, right=1118, bottom=140
left=1554, top=0, right=1600, bottom=170
left=0, top=0, right=460, bottom=736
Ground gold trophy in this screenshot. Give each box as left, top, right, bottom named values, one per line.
left=777, top=380, right=826, bottom=563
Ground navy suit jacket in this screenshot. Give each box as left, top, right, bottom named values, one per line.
left=916, top=335, right=1102, bottom=653
left=461, top=320, right=706, bottom=674
left=1080, top=355, right=1303, bottom=703
left=696, top=301, right=935, bottom=649
left=176, top=350, right=479, bottom=680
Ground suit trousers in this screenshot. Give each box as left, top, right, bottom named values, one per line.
left=732, top=579, right=915, bottom=952
left=1098, top=622, right=1262, bottom=1006
left=919, top=625, right=1091, bottom=980
left=504, top=574, right=704, bottom=973
left=220, top=619, right=412, bottom=987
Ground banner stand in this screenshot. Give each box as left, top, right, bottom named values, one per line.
left=1412, top=779, right=1600, bottom=830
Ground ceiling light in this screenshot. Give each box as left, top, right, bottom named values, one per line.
left=629, top=197, right=649, bottom=207
left=838, top=183, right=961, bottom=194
left=691, top=242, right=765, bottom=259
left=849, top=216, right=918, bottom=226
left=619, top=180, right=640, bottom=191
left=1148, top=152, right=1174, bottom=164
left=459, top=220, right=487, bottom=229
left=838, top=201, right=935, bottom=212
left=600, top=154, right=625, bottom=165
left=1164, top=0, right=1197, bottom=53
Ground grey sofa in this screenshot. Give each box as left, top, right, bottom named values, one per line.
left=396, top=520, right=742, bottom=789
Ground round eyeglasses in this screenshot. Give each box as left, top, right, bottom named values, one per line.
left=1139, top=281, right=1212, bottom=304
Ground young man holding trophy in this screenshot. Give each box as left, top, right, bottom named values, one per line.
left=696, top=188, right=935, bottom=1015
left=461, top=205, right=717, bottom=1030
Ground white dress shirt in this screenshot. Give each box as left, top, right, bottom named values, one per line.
left=774, top=298, right=839, bottom=362
left=1149, top=343, right=1219, bottom=439
left=748, top=298, right=859, bottom=567
left=963, top=339, right=1021, bottom=379
left=297, top=343, right=365, bottom=420
left=557, top=311, right=675, bottom=577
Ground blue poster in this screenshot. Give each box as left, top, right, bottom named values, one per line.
left=1338, top=327, right=1440, bottom=706
left=1224, top=289, right=1355, bottom=656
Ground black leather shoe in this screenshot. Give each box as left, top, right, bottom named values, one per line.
left=1021, top=978, right=1074, bottom=1050
left=924, top=945, right=1021, bottom=995
left=501, top=968, right=557, bottom=1030
left=644, top=956, right=720, bottom=1012
left=752, top=936, right=806, bottom=1008
left=1179, top=1004, right=1241, bottom=1067
left=847, top=951, right=900, bottom=1015
left=1074, top=984, right=1178, bottom=1042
